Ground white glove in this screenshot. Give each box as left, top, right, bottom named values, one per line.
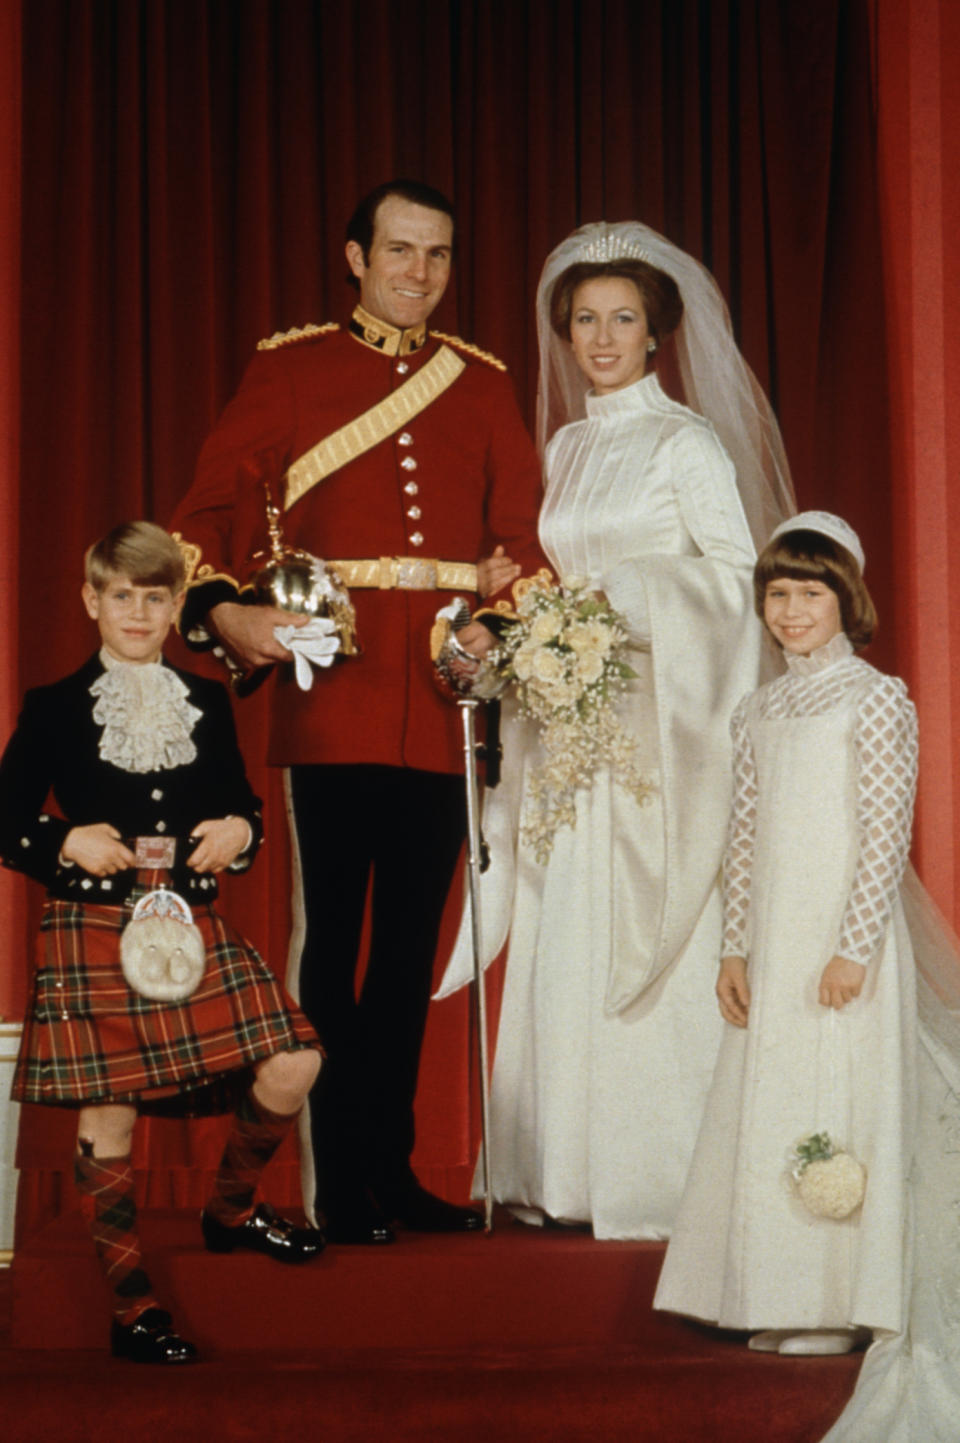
left=274, top=618, right=341, bottom=690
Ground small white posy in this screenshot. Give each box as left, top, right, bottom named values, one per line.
left=789, top=1131, right=866, bottom=1219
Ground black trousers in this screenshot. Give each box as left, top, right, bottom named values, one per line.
left=290, top=763, right=466, bottom=1212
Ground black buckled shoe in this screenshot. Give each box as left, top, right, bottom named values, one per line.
left=323, top=1193, right=396, bottom=1246
left=378, top=1179, right=484, bottom=1233
left=110, top=1308, right=199, bottom=1365
left=201, top=1201, right=324, bottom=1263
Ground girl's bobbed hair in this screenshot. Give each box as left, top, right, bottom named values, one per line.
left=753, top=528, right=877, bottom=650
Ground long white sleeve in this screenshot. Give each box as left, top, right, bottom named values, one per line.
left=721, top=695, right=758, bottom=957
left=836, top=675, right=918, bottom=963
left=604, top=423, right=754, bottom=646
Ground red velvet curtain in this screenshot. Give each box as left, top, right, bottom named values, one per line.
left=11, top=0, right=888, bottom=1233
left=0, top=0, right=25, bottom=1017
left=873, top=0, right=960, bottom=922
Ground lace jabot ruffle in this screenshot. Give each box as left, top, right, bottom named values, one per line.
left=783, top=630, right=854, bottom=677
left=89, top=650, right=201, bottom=773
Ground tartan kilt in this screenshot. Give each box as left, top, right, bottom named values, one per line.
left=12, top=896, right=320, bottom=1109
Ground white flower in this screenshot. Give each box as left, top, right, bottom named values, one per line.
left=531, top=648, right=566, bottom=685
left=542, top=676, right=580, bottom=709
left=567, top=619, right=613, bottom=657
left=513, top=643, right=538, bottom=681
left=530, top=609, right=564, bottom=644
left=574, top=651, right=605, bottom=686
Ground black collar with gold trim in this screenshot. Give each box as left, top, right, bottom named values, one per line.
left=348, top=305, right=428, bottom=357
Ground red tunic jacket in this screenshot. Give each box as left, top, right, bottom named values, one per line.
left=170, top=319, right=547, bottom=773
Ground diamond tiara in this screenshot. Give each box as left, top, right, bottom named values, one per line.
left=576, top=234, right=650, bottom=264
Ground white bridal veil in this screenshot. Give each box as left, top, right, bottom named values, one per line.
left=534, top=220, right=795, bottom=550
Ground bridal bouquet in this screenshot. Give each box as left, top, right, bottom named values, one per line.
left=789, top=1131, right=866, bottom=1219
left=496, top=579, right=654, bottom=861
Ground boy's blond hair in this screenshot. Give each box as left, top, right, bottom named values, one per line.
left=84, top=522, right=185, bottom=594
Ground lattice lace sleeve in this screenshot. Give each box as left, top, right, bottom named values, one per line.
left=836, top=675, right=918, bottom=964
left=722, top=697, right=757, bottom=956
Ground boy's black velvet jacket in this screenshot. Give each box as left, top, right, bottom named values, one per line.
left=0, top=654, right=263, bottom=904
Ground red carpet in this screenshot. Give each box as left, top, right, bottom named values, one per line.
left=1, top=1210, right=860, bottom=1441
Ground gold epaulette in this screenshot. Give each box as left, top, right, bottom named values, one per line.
left=257, top=321, right=340, bottom=351
left=172, top=532, right=202, bottom=586
left=475, top=568, right=555, bottom=624
left=171, top=532, right=240, bottom=593
left=429, top=331, right=507, bottom=372
left=513, top=568, right=555, bottom=606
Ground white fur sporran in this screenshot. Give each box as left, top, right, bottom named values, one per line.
left=120, top=889, right=206, bottom=1002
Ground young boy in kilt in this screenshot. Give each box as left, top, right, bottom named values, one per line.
left=0, top=522, right=325, bottom=1364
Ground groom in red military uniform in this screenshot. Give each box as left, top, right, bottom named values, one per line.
left=170, top=180, right=546, bottom=1243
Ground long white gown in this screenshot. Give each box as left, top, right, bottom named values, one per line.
left=655, top=633, right=919, bottom=1327
left=438, top=371, right=764, bottom=1239
left=656, top=633, right=960, bottom=1440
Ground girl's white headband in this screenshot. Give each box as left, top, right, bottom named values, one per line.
left=769, top=511, right=865, bottom=573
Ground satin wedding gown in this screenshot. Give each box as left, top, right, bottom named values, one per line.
left=439, top=371, right=763, bottom=1238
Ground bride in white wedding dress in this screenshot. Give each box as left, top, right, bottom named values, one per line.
left=438, top=221, right=793, bottom=1238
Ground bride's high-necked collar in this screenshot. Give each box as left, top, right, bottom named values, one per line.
left=784, top=630, right=854, bottom=677
left=585, top=370, right=665, bottom=418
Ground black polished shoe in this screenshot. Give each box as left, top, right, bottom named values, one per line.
left=379, top=1179, right=484, bottom=1233
left=110, top=1308, right=199, bottom=1365
left=201, top=1201, right=324, bottom=1263
left=323, top=1195, right=396, bottom=1246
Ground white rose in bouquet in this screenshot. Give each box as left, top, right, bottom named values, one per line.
left=575, top=650, right=606, bottom=686
left=512, top=642, right=538, bottom=682
left=547, top=677, right=581, bottom=709
left=530, top=609, right=565, bottom=644
left=567, top=618, right=614, bottom=657
left=531, top=648, right=566, bottom=686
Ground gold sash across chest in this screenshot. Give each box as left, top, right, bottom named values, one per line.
left=284, top=345, right=466, bottom=511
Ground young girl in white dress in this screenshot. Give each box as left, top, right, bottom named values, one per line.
left=655, top=511, right=960, bottom=1441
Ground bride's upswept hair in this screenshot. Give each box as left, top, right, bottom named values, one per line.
left=549, top=259, right=684, bottom=344
left=754, top=529, right=877, bottom=649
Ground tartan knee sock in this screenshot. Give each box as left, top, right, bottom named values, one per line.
left=204, top=1088, right=296, bottom=1226
left=74, top=1143, right=158, bottom=1325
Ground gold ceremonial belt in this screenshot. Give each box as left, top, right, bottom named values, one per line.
left=328, top=557, right=478, bottom=592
